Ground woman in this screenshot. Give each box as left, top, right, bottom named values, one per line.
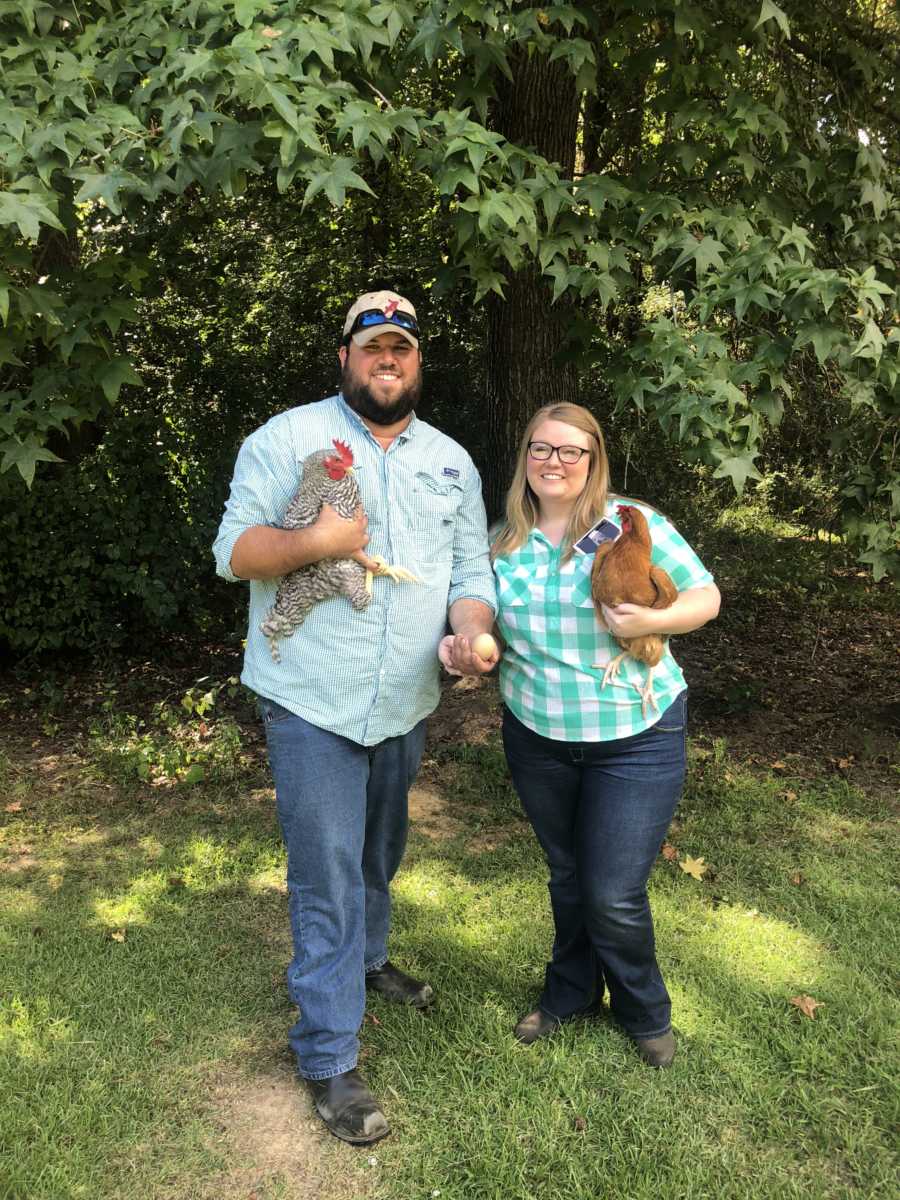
left=492, top=403, right=720, bottom=1067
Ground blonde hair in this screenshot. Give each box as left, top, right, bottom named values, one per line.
left=492, top=403, right=611, bottom=563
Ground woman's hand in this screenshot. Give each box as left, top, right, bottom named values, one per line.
left=600, top=603, right=664, bottom=639
left=601, top=584, right=721, bottom=639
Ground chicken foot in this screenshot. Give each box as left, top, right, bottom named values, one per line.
left=596, top=653, right=661, bottom=719
left=364, top=557, right=423, bottom=596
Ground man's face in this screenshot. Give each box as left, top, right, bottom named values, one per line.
left=339, top=333, right=422, bottom=427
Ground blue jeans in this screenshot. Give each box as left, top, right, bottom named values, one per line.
left=501, top=691, right=687, bottom=1039
left=260, top=698, right=426, bottom=1080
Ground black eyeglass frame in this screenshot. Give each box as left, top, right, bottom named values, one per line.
left=527, top=440, right=591, bottom=465
left=345, top=308, right=420, bottom=342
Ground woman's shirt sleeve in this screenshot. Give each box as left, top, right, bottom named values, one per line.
left=646, top=510, right=715, bottom=591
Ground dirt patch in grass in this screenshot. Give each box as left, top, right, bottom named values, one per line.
left=407, top=784, right=463, bottom=841
left=207, top=1063, right=373, bottom=1200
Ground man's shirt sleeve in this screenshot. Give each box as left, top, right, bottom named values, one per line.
left=447, top=461, right=498, bottom=612
left=212, top=419, right=297, bottom=583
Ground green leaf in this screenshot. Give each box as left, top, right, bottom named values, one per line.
left=852, top=319, right=885, bottom=361
left=712, top=453, right=763, bottom=495
left=778, top=223, right=813, bottom=262
left=859, top=179, right=887, bottom=220
left=72, top=170, right=144, bottom=216
left=0, top=191, right=64, bottom=241
left=754, top=1, right=790, bottom=38
left=265, top=83, right=300, bottom=132
left=97, top=358, right=143, bottom=404
left=437, top=161, right=479, bottom=195
left=672, top=235, right=726, bottom=275
left=801, top=324, right=849, bottom=364
left=183, top=764, right=205, bottom=785
left=303, top=158, right=375, bottom=208
left=0, top=436, right=63, bottom=487
left=753, top=392, right=784, bottom=427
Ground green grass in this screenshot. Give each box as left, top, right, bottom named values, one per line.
left=1, top=499, right=897, bottom=1198
left=1, top=713, right=897, bottom=1200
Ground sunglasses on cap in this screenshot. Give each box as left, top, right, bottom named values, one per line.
left=348, top=308, right=420, bottom=339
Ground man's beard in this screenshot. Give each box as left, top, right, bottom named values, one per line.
left=341, top=367, right=422, bottom=427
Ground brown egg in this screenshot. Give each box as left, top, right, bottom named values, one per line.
left=472, top=633, right=498, bottom=661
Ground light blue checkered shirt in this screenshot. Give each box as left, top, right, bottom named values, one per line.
left=213, top=394, right=496, bottom=746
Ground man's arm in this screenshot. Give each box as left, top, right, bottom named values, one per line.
left=439, top=462, right=499, bottom=676
left=213, top=418, right=381, bottom=583
left=230, top=503, right=374, bottom=580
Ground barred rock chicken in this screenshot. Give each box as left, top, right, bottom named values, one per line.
left=590, top=503, right=678, bottom=717
left=260, top=440, right=419, bottom=662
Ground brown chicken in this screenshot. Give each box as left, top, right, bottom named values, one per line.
left=590, top=503, right=678, bottom=716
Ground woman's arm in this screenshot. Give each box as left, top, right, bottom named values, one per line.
left=601, top=583, right=721, bottom=640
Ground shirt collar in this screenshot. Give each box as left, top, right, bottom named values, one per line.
left=336, top=394, right=418, bottom=444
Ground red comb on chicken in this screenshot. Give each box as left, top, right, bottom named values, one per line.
left=323, top=439, right=354, bottom=480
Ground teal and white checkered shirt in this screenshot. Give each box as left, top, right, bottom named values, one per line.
left=495, top=501, right=714, bottom=742
left=213, top=394, right=496, bottom=746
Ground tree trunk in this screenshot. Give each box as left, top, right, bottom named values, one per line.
left=484, top=34, right=581, bottom=519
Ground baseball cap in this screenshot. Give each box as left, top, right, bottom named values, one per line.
left=342, top=290, right=419, bottom=349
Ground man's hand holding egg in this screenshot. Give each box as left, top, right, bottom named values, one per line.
left=438, top=630, right=500, bottom=676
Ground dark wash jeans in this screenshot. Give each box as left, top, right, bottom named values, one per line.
left=260, top=697, right=426, bottom=1080
left=502, top=690, right=687, bottom=1039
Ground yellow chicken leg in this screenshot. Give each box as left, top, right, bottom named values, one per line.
left=637, top=666, right=660, bottom=718
left=364, top=556, right=423, bottom=595
left=595, top=653, right=659, bottom=718
left=599, top=651, right=629, bottom=688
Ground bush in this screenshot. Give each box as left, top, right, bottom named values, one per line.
left=0, top=409, right=238, bottom=655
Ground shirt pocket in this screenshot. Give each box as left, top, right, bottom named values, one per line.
left=494, top=561, right=533, bottom=607
left=409, top=487, right=461, bottom=561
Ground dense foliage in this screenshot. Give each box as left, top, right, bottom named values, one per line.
left=0, top=1, right=897, bottom=651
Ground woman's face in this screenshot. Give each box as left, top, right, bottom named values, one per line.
left=525, top=419, right=594, bottom=510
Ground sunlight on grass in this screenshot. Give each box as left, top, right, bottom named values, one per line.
left=659, top=898, right=825, bottom=990
left=246, top=864, right=285, bottom=893
left=0, top=887, right=40, bottom=923
left=0, top=995, right=74, bottom=1061
left=94, top=875, right=169, bottom=926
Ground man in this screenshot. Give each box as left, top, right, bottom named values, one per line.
left=213, top=290, right=497, bottom=1145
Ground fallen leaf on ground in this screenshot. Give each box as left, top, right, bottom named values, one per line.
left=680, top=855, right=709, bottom=880
left=790, top=871, right=804, bottom=885
left=783, top=789, right=798, bottom=801
left=790, top=994, right=823, bottom=1019
left=574, top=1116, right=587, bottom=1132
left=110, top=929, right=127, bottom=943
left=770, top=760, right=787, bottom=771
left=661, top=842, right=678, bottom=861
left=4, top=802, right=23, bottom=813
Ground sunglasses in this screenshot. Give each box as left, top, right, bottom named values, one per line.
left=348, top=308, right=420, bottom=339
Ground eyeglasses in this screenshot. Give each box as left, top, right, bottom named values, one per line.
left=348, top=308, right=419, bottom=339
left=528, top=441, right=591, bottom=465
